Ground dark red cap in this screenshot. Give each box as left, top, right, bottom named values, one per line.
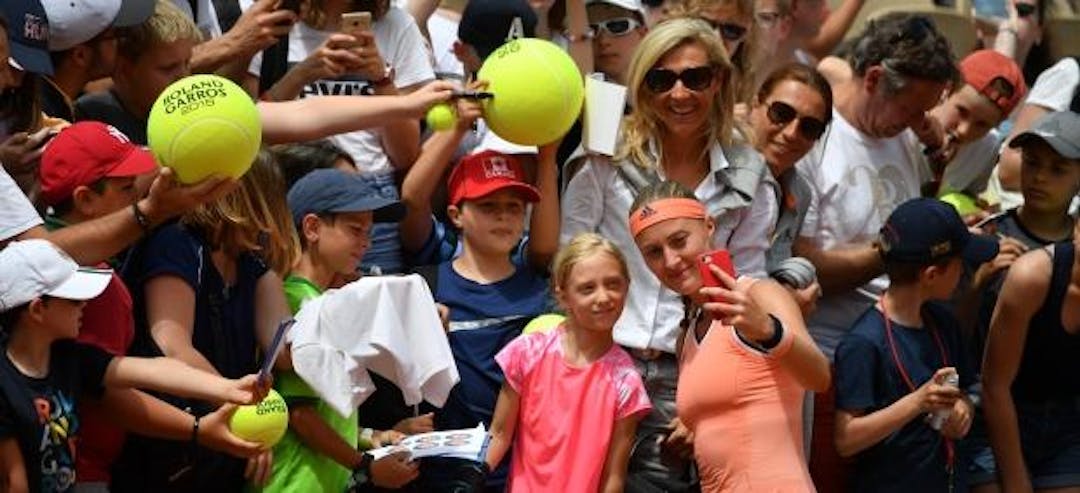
left=447, top=150, right=541, bottom=205
left=40, top=121, right=158, bottom=206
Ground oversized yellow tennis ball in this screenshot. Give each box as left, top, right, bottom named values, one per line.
left=147, top=74, right=262, bottom=184
left=939, top=192, right=980, bottom=216
left=478, top=38, right=584, bottom=146
left=522, top=313, right=566, bottom=335
left=229, top=389, right=288, bottom=447
left=426, top=103, right=456, bottom=131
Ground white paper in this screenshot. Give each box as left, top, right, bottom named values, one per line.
left=583, top=75, right=627, bottom=156
left=368, top=424, right=489, bottom=463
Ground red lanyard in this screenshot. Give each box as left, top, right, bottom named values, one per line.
left=879, top=296, right=956, bottom=475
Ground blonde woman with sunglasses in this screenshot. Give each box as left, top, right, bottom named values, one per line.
left=561, top=17, right=774, bottom=492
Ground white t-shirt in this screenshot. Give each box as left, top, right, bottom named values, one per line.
left=249, top=7, right=435, bottom=175
left=172, top=0, right=222, bottom=39
left=427, top=10, right=465, bottom=81
left=0, top=166, right=42, bottom=242
left=796, top=111, right=930, bottom=358
left=1025, top=57, right=1080, bottom=112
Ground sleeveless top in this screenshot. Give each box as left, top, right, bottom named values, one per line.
left=1013, top=242, right=1079, bottom=402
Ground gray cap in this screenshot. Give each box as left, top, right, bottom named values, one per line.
left=1009, top=111, right=1080, bottom=160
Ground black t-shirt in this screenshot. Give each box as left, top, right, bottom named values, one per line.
left=0, top=340, right=113, bottom=493
left=73, top=90, right=147, bottom=145
left=834, top=302, right=975, bottom=493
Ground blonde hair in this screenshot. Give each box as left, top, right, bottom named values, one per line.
left=181, top=150, right=301, bottom=274
left=618, top=17, right=737, bottom=170
left=665, top=0, right=759, bottom=102
left=118, top=0, right=203, bottom=60
left=551, top=233, right=630, bottom=293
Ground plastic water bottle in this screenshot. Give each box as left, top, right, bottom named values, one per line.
left=929, top=371, right=960, bottom=430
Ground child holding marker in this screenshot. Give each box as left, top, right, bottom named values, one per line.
left=485, top=233, right=651, bottom=492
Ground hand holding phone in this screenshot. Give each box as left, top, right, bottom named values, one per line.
left=340, top=11, right=372, bottom=48
left=697, top=250, right=736, bottom=304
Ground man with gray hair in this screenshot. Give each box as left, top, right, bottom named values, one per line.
left=791, top=13, right=958, bottom=487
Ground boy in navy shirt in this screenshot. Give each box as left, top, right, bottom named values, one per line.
left=834, top=198, right=999, bottom=492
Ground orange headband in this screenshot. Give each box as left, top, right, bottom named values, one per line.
left=629, top=198, right=708, bottom=237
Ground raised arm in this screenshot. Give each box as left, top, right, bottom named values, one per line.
left=526, top=141, right=561, bottom=271
left=191, top=0, right=295, bottom=75
left=804, top=0, right=866, bottom=60
left=399, top=91, right=484, bottom=254
left=982, top=250, right=1051, bottom=493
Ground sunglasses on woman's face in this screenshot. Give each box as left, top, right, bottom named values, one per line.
left=765, top=101, right=827, bottom=140
left=644, top=66, right=717, bottom=93
left=590, top=17, right=642, bottom=37
left=705, top=19, right=749, bottom=42
left=1015, top=2, right=1037, bottom=18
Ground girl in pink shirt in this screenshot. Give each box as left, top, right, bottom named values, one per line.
left=485, top=233, right=652, bottom=493
left=628, top=182, right=832, bottom=492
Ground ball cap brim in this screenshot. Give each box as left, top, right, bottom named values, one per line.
left=287, top=169, right=406, bottom=227
left=47, top=267, right=113, bottom=301
left=1008, top=111, right=1080, bottom=160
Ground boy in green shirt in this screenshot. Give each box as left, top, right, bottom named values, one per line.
left=254, top=168, right=417, bottom=492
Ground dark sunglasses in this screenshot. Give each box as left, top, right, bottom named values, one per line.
left=590, top=17, right=642, bottom=37
left=705, top=20, right=749, bottom=42
left=765, top=101, right=827, bottom=140
left=644, top=66, right=717, bottom=93
left=1015, top=2, right=1037, bottom=18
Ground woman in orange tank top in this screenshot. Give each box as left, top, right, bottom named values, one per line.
left=628, top=181, right=831, bottom=492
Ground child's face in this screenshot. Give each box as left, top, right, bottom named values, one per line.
left=929, top=84, right=1004, bottom=145
left=311, top=211, right=373, bottom=277
left=35, top=297, right=86, bottom=340
left=634, top=216, right=714, bottom=297
left=451, top=190, right=527, bottom=256
left=116, top=39, right=195, bottom=116
left=557, top=252, right=628, bottom=333
left=1020, top=140, right=1080, bottom=215
left=75, top=177, right=140, bottom=219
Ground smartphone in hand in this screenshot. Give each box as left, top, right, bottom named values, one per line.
left=340, top=11, right=372, bottom=47
left=697, top=250, right=736, bottom=302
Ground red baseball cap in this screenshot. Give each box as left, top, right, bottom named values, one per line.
left=40, top=122, right=158, bottom=207
left=447, top=150, right=541, bottom=205
left=960, top=50, right=1027, bottom=117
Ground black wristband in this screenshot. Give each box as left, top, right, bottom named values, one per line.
left=348, top=452, right=374, bottom=489
left=132, top=202, right=152, bottom=235
left=758, top=314, right=785, bottom=350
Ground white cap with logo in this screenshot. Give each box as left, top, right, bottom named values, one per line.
left=42, top=0, right=155, bottom=51
left=0, top=240, right=112, bottom=311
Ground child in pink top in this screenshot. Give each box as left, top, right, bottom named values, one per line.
left=485, top=233, right=652, bottom=492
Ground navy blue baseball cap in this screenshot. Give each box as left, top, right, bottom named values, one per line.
left=3, top=0, right=53, bottom=75
left=287, top=169, right=405, bottom=226
left=458, top=0, right=537, bottom=62
left=879, top=198, right=998, bottom=265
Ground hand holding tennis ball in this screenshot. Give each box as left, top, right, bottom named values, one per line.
left=228, top=389, right=289, bottom=447
left=425, top=103, right=457, bottom=131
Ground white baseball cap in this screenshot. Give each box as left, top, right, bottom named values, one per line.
left=0, top=240, right=112, bottom=311
left=586, top=0, right=648, bottom=19
left=42, top=0, right=154, bottom=51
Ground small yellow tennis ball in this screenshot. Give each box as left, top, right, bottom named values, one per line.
left=478, top=38, right=584, bottom=146
left=939, top=192, right=980, bottom=216
left=522, top=313, right=566, bottom=335
left=147, top=74, right=262, bottom=184
left=229, top=389, right=289, bottom=447
left=426, top=103, right=456, bottom=131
